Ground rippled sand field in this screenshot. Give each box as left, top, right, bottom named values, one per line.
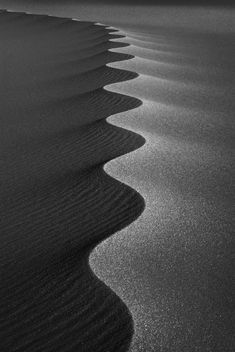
left=0, top=10, right=145, bottom=352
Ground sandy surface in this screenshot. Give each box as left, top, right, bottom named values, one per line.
left=90, top=21, right=235, bottom=352
left=0, top=10, right=145, bottom=352
left=1, top=4, right=234, bottom=352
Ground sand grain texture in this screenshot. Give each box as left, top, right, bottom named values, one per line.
left=91, top=22, right=235, bottom=352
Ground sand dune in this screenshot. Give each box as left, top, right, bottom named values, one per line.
left=1, top=7, right=234, bottom=352
left=0, top=10, right=145, bottom=352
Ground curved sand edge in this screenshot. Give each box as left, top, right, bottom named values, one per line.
left=90, top=25, right=235, bottom=352
left=0, top=10, right=145, bottom=352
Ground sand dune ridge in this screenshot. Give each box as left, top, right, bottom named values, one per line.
left=0, top=10, right=145, bottom=352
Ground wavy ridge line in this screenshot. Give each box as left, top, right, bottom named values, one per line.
left=0, top=10, right=146, bottom=352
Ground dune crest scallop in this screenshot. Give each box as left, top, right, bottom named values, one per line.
left=0, top=10, right=145, bottom=352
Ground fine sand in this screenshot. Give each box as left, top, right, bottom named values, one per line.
left=1, top=6, right=234, bottom=352
left=91, top=21, right=235, bottom=352
left=0, top=10, right=145, bottom=352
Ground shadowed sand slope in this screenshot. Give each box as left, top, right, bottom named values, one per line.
left=0, top=10, right=145, bottom=352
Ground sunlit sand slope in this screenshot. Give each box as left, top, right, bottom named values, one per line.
left=91, top=24, right=235, bottom=352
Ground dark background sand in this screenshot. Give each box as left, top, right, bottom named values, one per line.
left=0, top=11, right=145, bottom=352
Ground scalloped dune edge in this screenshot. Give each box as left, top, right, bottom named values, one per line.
left=0, top=10, right=146, bottom=352
left=89, top=22, right=235, bottom=352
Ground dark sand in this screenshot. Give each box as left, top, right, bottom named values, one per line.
left=0, top=10, right=145, bottom=352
